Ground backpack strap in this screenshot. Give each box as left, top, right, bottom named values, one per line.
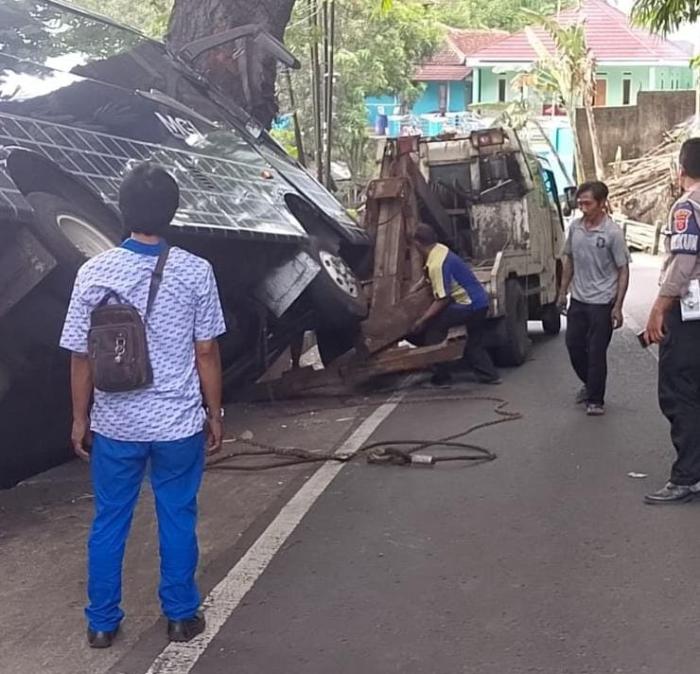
left=145, top=245, right=170, bottom=318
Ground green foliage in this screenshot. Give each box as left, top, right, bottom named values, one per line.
left=282, top=0, right=441, bottom=188
left=631, top=0, right=700, bottom=35
left=269, top=128, right=300, bottom=159
left=72, top=0, right=172, bottom=38
left=433, top=0, right=570, bottom=32
left=520, top=9, right=606, bottom=179
left=521, top=9, right=596, bottom=107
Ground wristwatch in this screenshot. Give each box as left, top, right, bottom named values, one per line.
left=206, top=407, right=225, bottom=420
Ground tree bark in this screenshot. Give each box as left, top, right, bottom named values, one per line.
left=583, top=98, right=606, bottom=180
left=167, top=0, right=297, bottom=128
left=568, top=102, right=586, bottom=183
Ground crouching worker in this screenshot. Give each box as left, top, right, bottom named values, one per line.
left=410, top=223, right=499, bottom=386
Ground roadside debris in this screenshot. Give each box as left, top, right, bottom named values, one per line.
left=608, top=118, right=694, bottom=227
left=627, top=472, right=648, bottom=479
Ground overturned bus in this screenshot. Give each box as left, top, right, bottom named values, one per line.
left=0, top=0, right=370, bottom=486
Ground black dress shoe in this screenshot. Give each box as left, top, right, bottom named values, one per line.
left=644, top=482, right=695, bottom=505
left=87, top=626, right=118, bottom=649
left=167, top=613, right=206, bottom=642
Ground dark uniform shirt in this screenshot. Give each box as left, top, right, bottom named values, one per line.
left=660, top=188, right=700, bottom=298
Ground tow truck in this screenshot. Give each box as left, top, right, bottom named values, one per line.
left=255, top=127, right=574, bottom=398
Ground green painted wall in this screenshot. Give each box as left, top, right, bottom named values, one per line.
left=479, top=68, right=514, bottom=104
left=474, top=64, right=694, bottom=107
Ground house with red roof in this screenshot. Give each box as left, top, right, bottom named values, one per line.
left=466, top=0, right=694, bottom=110
left=365, top=27, right=505, bottom=129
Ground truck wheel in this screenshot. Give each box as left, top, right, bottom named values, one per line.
left=316, top=327, right=357, bottom=367
left=541, top=303, right=562, bottom=336
left=25, top=192, right=120, bottom=294
left=305, top=236, right=368, bottom=329
left=494, top=279, right=530, bottom=367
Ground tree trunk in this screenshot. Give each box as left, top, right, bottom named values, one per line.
left=583, top=98, right=606, bottom=180
left=568, top=103, right=586, bottom=183
left=167, top=0, right=297, bottom=128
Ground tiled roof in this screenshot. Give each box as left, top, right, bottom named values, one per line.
left=468, top=0, right=691, bottom=63
left=448, top=28, right=509, bottom=57
left=414, top=64, right=471, bottom=81
left=414, top=28, right=506, bottom=81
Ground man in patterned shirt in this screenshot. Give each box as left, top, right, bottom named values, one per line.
left=60, top=163, right=226, bottom=648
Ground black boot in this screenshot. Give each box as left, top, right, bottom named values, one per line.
left=87, top=626, right=119, bottom=649
left=167, top=613, right=206, bottom=642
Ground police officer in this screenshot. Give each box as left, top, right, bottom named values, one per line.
left=644, top=138, right=700, bottom=505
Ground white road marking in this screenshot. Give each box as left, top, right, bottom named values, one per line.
left=144, top=393, right=405, bottom=674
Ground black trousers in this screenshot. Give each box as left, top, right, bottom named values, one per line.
left=565, top=299, right=614, bottom=405
left=416, top=305, right=498, bottom=381
left=659, top=304, right=700, bottom=486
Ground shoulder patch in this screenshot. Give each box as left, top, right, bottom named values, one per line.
left=674, top=208, right=692, bottom=233
left=670, top=201, right=700, bottom=255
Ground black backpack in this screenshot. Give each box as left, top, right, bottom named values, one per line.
left=88, top=247, right=170, bottom=393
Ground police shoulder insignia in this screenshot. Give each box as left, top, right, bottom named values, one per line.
left=674, top=207, right=692, bottom=233
left=670, top=202, right=700, bottom=255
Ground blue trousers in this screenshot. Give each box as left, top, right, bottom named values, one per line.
left=86, top=432, right=205, bottom=632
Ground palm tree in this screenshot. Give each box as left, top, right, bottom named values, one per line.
left=522, top=10, right=606, bottom=181
left=630, top=0, right=699, bottom=34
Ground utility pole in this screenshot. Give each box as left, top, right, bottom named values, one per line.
left=694, top=34, right=700, bottom=132
left=285, top=69, right=307, bottom=167
left=308, top=0, right=324, bottom=182
left=324, top=0, right=336, bottom=189
left=321, top=0, right=330, bottom=187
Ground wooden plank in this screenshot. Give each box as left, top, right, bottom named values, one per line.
left=359, top=286, right=433, bottom=355
left=345, top=338, right=464, bottom=379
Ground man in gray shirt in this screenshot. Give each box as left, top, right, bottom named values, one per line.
left=556, top=181, right=630, bottom=416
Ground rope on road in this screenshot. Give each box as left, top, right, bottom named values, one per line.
left=206, top=393, right=521, bottom=472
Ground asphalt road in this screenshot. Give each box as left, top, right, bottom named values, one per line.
left=180, top=315, right=700, bottom=671
left=12, top=253, right=698, bottom=674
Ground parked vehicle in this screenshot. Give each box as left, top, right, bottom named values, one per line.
left=0, top=0, right=369, bottom=486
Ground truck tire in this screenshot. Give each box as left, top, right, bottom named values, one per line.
left=541, top=303, right=562, bottom=336
left=305, top=236, right=368, bottom=329
left=7, top=288, right=69, bottom=348
left=25, top=192, right=121, bottom=295
left=494, top=279, right=530, bottom=367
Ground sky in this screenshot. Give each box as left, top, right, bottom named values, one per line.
left=613, top=0, right=699, bottom=45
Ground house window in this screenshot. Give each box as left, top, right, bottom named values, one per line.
left=438, top=84, right=448, bottom=113
left=498, top=78, right=507, bottom=103
left=465, top=75, right=474, bottom=106
left=622, top=75, right=632, bottom=105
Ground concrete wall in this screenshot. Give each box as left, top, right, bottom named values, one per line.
left=575, top=90, right=696, bottom=179
left=412, top=81, right=467, bottom=115
left=365, top=94, right=400, bottom=126
left=479, top=68, right=513, bottom=103
left=366, top=80, right=470, bottom=125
